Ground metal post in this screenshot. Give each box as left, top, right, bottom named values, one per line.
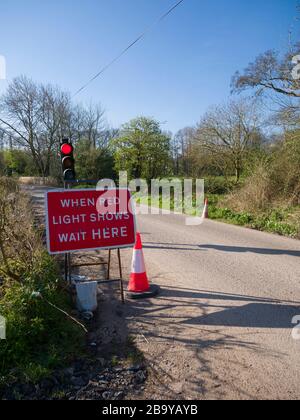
left=107, top=249, right=111, bottom=280
left=64, top=253, right=68, bottom=282
left=68, top=253, right=72, bottom=284
left=118, top=248, right=125, bottom=304
left=63, top=181, right=72, bottom=285
left=63, top=181, right=68, bottom=283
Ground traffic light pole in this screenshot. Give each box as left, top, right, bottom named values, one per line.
left=64, top=180, right=72, bottom=284
left=60, top=140, right=125, bottom=301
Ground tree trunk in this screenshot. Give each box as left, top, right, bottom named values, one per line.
left=235, top=164, right=241, bottom=182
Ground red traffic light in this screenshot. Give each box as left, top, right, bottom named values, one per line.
left=60, top=139, right=75, bottom=182
left=61, top=143, right=73, bottom=155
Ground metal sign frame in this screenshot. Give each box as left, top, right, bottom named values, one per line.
left=45, top=181, right=134, bottom=304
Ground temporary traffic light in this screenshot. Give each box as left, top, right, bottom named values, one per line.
left=60, top=138, right=76, bottom=182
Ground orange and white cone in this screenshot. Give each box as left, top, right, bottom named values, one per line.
left=202, top=198, right=209, bottom=219
left=127, top=233, right=160, bottom=299
left=128, top=233, right=149, bottom=293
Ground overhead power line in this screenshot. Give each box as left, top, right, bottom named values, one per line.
left=73, top=0, right=185, bottom=97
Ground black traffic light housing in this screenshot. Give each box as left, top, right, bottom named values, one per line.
left=60, top=138, right=76, bottom=182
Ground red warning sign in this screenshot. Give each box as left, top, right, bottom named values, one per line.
left=45, top=189, right=136, bottom=254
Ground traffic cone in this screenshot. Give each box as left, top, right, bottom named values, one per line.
left=127, top=233, right=160, bottom=300
left=202, top=198, right=209, bottom=219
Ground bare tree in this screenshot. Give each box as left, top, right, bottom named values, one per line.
left=0, top=76, right=73, bottom=177
left=232, top=44, right=300, bottom=132
left=85, top=103, right=105, bottom=149
left=195, top=99, right=262, bottom=181
left=0, top=72, right=112, bottom=181
left=0, top=129, right=6, bottom=150
left=0, top=75, right=110, bottom=178
left=232, top=46, right=300, bottom=98
left=98, top=127, right=119, bottom=149
left=39, top=84, right=72, bottom=176
left=173, top=127, right=196, bottom=176
left=70, top=104, right=86, bottom=143
left=0, top=76, right=42, bottom=173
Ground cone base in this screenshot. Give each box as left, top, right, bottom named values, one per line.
left=128, top=272, right=150, bottom=294
left=127, top=284, right=160, bottom=300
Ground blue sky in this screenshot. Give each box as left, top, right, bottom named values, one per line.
left=0, top=0, right=298, bottom=133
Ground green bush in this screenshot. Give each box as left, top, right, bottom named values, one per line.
left=209, top=200, right=299, bottom=238
left=205, top=177, right=237, bottom=195
left=225, top=136, right=300, bottom=213
left=0, top=178, right=85, bottom=386
left=0, top=251, right=85, bottom=383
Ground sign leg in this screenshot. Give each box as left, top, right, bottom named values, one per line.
left=68, top=253, right=72, bottom=284
left=118, top=249, right=125, bottom=304
left=107, top=249, right=111, bottom=280
left=64, top=253, right=68, bottom=282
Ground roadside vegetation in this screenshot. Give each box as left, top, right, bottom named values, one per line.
left=137, top=175, right=300, bottom=239
left=0, top=178, right=85, bottom=390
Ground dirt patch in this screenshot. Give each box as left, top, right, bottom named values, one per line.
left=19, top=177, right=58, bottom=187
left=1, top=249, right=149, bottom=401
left=54, top=248, right=192, bottom=401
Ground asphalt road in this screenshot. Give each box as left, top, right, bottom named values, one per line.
left=27, top=185, right=300, bottom=400
left=125, top=206, right=300, bottom=399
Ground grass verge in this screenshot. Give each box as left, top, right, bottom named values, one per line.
left=0, top=177, right=86, bottom=390
left=208, top=194, right=300, bottom=238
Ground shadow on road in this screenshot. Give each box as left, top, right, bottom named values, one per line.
left=159, top=285, right=300, bottom=306
left=165, top=286, right=299, bottom=329
left=131, top=286, right=299, bottom=330
left=144, top=244, right=203, bottom=251
left=144, top=242, right=300, bottom=257
left=144, top=242, right=201, bottom=251
left=182, top=302, right=298, bottom=329
left=126, top=283, right=292, bottom=399
left=199, top=244, right=300, bottom=257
